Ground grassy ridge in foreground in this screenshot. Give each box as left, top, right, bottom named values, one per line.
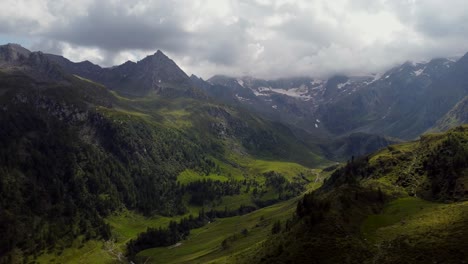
left=242, top=125, right=468, bottom=264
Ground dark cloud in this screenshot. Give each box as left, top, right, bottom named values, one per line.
left=0, top=18, right=39, bottom=35
left=1, top=0, right=468, bottom=78
left=46, top=1, right=190, bottom=52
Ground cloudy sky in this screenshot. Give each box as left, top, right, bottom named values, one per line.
left=1, top=0, right=467, bottom=79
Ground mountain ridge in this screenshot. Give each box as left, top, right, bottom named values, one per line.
left=200, top=55, right=466, bottom=140
left=244, top=125, right=468, bottom=264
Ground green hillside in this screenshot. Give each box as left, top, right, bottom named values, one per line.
left=0, top=69, right=328, bottom=263
left=242, top=125, right=468, bottom=264
left=429, top=96, right=468, bottom=133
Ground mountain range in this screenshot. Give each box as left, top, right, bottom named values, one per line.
left=0, top=43, right=466, bottom=263
left=5, top=42, right=464, bottom=142
left=198, top=56, right=467, bottom=140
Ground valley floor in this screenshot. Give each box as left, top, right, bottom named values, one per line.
left=34, top=159, right=326, bottom=264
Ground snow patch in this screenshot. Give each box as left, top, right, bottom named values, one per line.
left=237, top=79, right=244, bottom=87
left=373, top=73, right=382, bottom=81
left=337, top=80, right=351, bottom=89
left=363, top=73, right=382, bottom=85
left=258, top=86, right=272, bottom=92
left=310, top=79, right=324, bottom=85
left=253, top=86, right=272, bottom=96
left=316, top=119, right=320, bottom=123
left=235, top=94, right=249, bottom=101
left=315, top=123, right=319, bottom=128
left=413, top=68, right=425, bottom=76
left=311, top=83, right=325, bottom=90
left=253, top=90, right=270, bottom=96
left=255, top=85, right=312, bottom=100
left=272, top=105, right=278, bottom=109
left=271, top=85, right=311, bottom=100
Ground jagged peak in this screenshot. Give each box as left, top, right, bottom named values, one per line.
left=155, top=49, right=165, bottom=56
left=152, top=49, right=171, bottom=60
left=79, top=59, right=95, bottom=65
left=190, top=74, right=203, bottom=80
left=137, top=49, right=176, bottom=66
left=4, top=43, right=23, bottom=48
left=120, top=60, right=136, bottom=66
left=0, top=43, right=31, bottom=59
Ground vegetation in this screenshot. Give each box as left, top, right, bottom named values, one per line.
left=136, top=197, right=299, bottom=264
left=0, top=71, right=327, bottom=262
left=126, top=213, right=208, bottom=260
left=242, top=126, right=468, bottom=264
left=4, top=50, right=466, bottom=264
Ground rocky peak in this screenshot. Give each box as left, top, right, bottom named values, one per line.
left=154, top=49, right=168, bottom=59
left=140, top=50, right=173, bottom=67
left=421, top=58, right=454, bottom=79
left=136, top=50, right=189, bottom=81
left=0, top=43, right=31, bottom=65
left=190, top=74, right=200, bottom=80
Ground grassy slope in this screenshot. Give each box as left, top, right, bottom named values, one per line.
left=2, top=72, right=330, bottom=262
left=35, top=158, right=324, bottom=264
left=241, top=126, right=468, bottom=264
left=133, top=162, right=329, bottom=264
left=428, top=96, right=468, bottom=133
left=137, top=197, right=299, bottom=264
left=362, top=197, right=468, bottom=242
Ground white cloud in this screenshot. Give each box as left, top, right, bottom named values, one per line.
left=1, top=0, right=467, bottom=79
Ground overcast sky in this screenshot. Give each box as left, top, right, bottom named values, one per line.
left=1, top=0, right=467, bottom=79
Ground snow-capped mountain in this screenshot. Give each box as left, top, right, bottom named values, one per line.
left=193, top=56, right=465, bottom=140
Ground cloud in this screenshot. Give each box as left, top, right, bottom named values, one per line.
left=1, top=0, right=468, bottom=79
left=47, top=1, right=190, bottom=52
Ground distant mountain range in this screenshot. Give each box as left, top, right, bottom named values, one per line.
left=46, top=50, right=192, bottom=96
left=193, top=56, right=467, bottom=140
left=2, top=42, right=465, bottom=142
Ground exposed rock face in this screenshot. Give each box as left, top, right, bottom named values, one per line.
left=46, top=49, right=191, bottom=96
left=0, top=44, right=65, bottom=81
left=0, top=43, right=31, bottom=65
left=201, top=55, right=466, bottom=140
left=0, top=44, right=198, bottom=97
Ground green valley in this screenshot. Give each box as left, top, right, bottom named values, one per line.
left=242, top=125, right=468, bottom=264
left=0, top=41, right=467, bottom=264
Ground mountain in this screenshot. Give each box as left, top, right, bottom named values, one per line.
left=317, top=59, right=447, bottom=138
left=0, top=43, right=31, bottom=64
left=0, top=44, right=328, bottom=262
left=1, top=43, right=466, bottom=263
left=245, top=125, right=468, bottom=264
left=201, top=74, right=372, bottom=136
left=0, top=43, right=66, bottom=81
left=315, top=57, right=468, bottom=139
left=430, top=96, right=468, bottom=132
left=322, top=132, right=401, bottom=160
left=201, top=56, right=466, bottom=141
left=46, top=50, right=191, bottom=96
